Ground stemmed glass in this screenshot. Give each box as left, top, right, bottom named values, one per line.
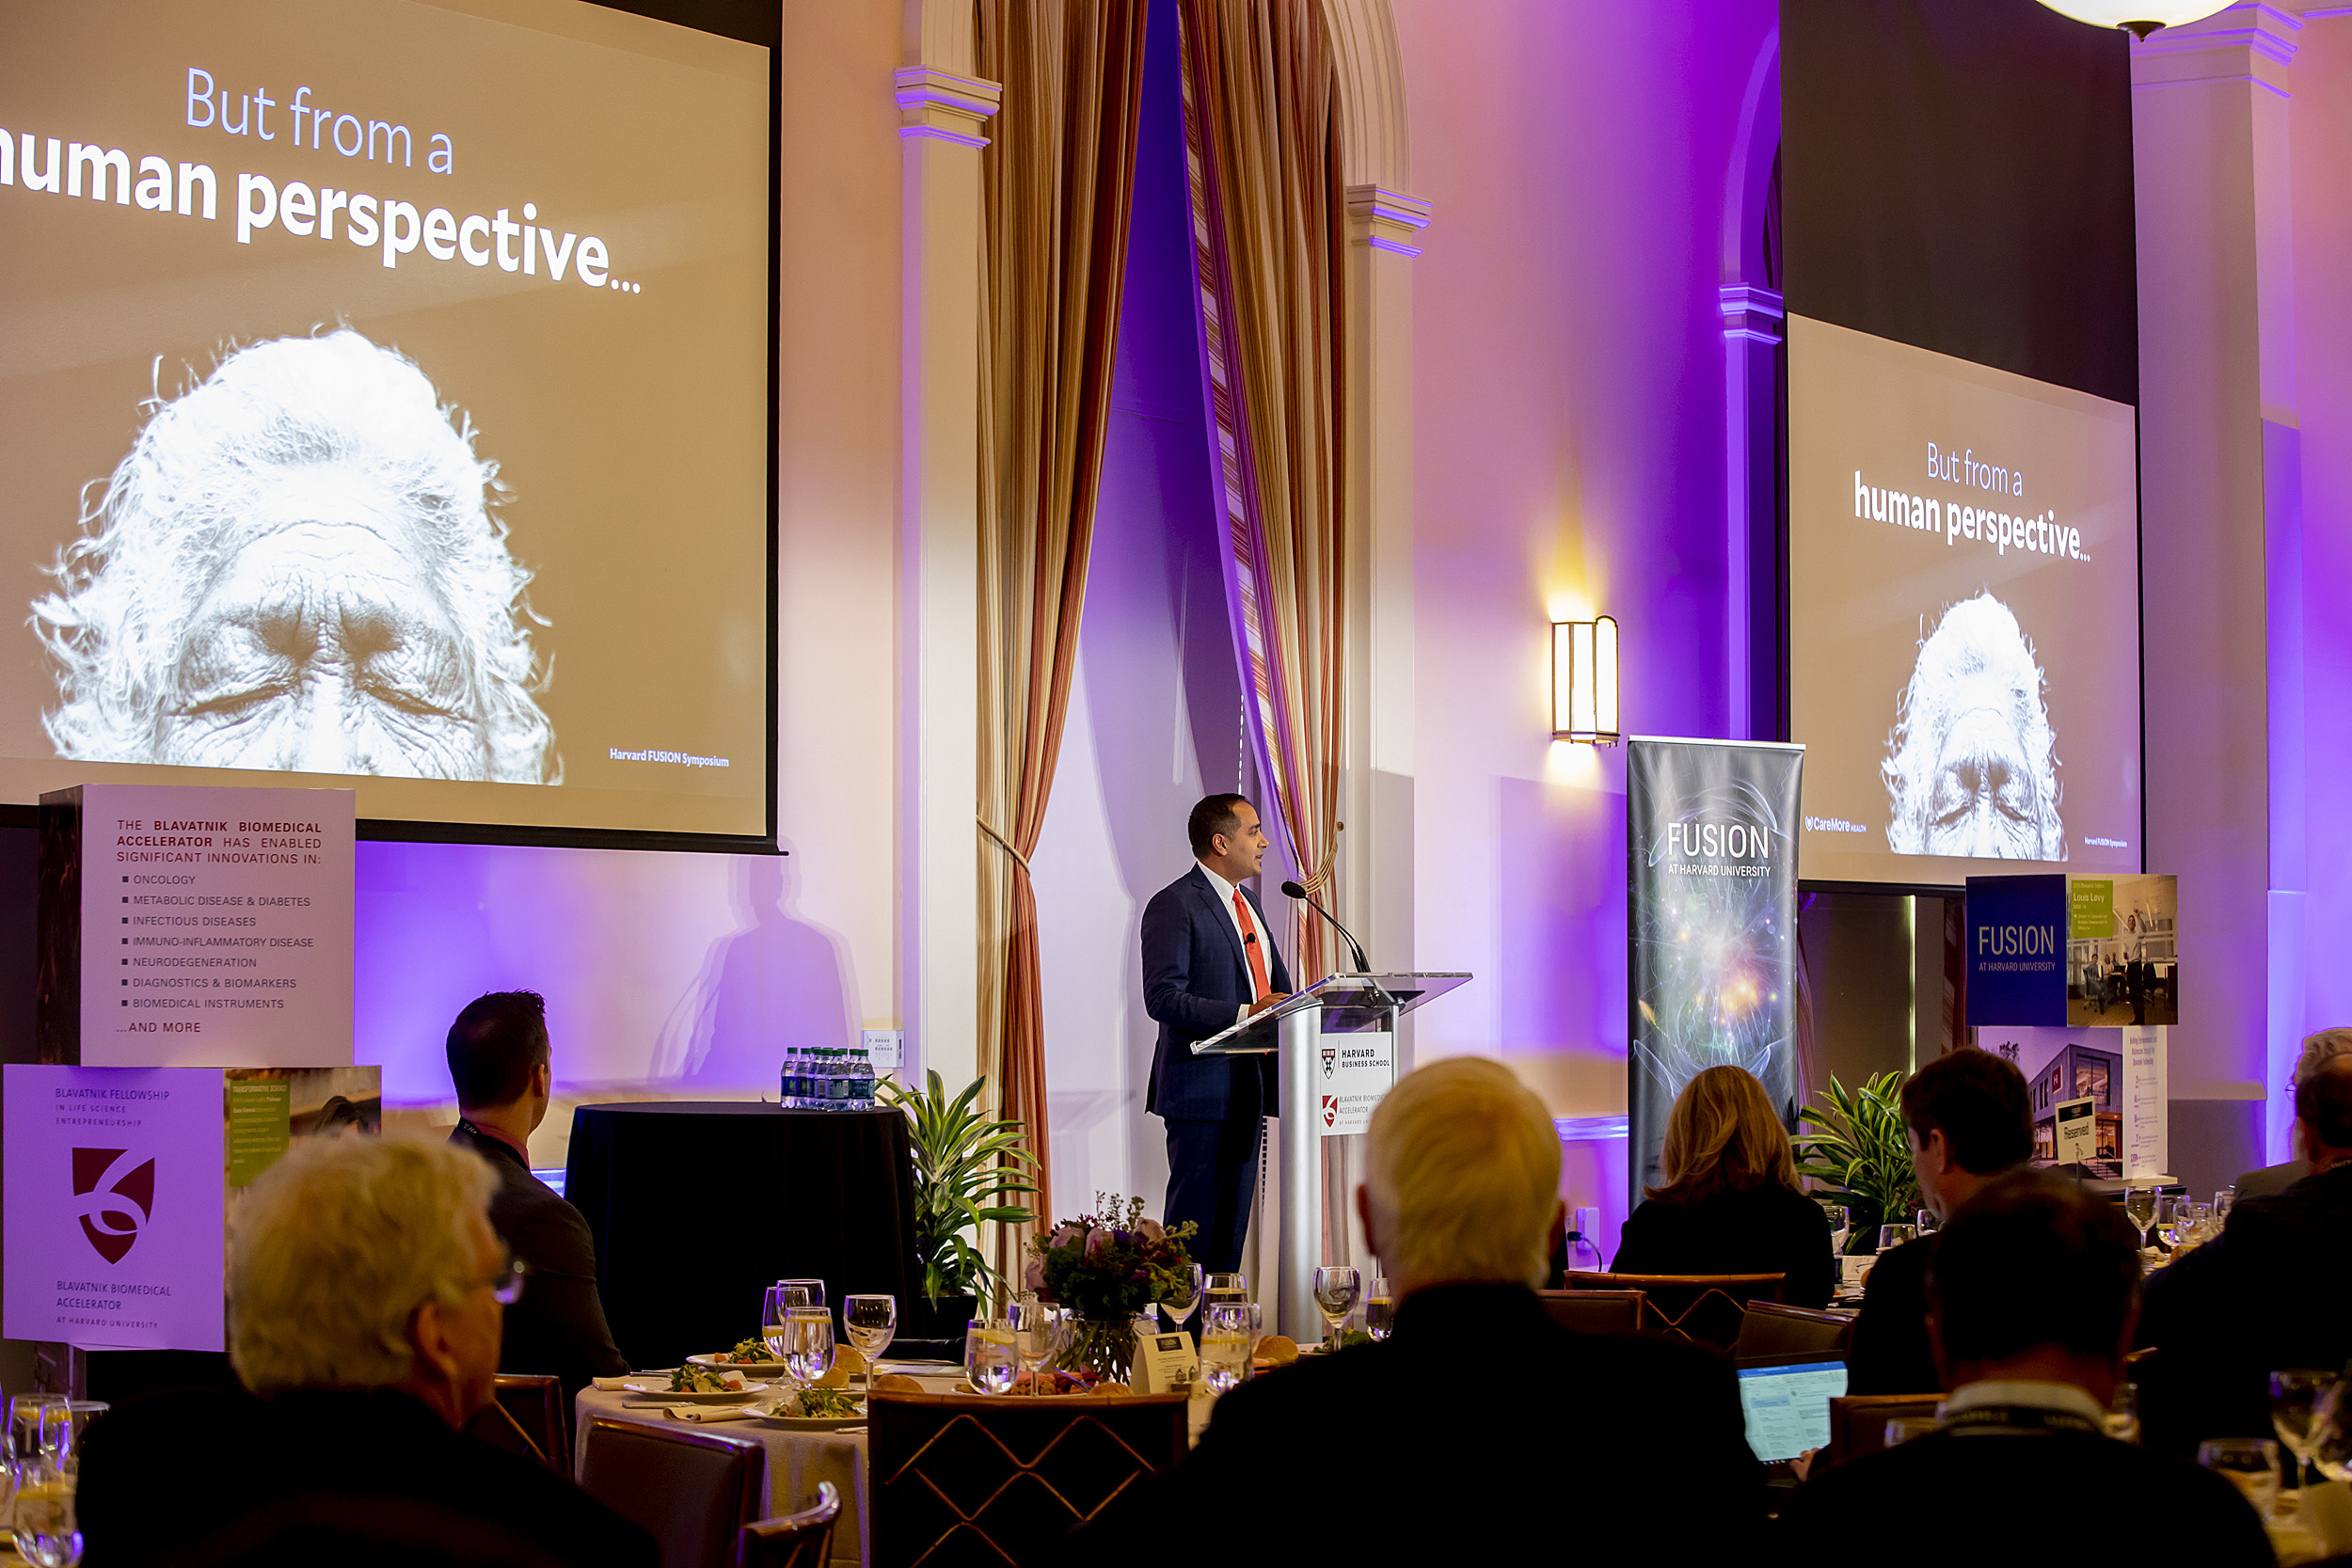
left=1311, top=1265, right=1360, bottom=1351
left=1915, top=1210, right=1941, bottom=1235
left=1822, top=1205, right=1851, bottom=1259
left=2215, top=1185, right=2237, bottom=1223
left=2201, top=1438, right=2282, bottom=1522
left=1199, top=1303, right=1251, bottom=1394
left=1160, top=1262, right=1204, bottom=1335
left=1364, top=1277, right=1396, bottom=1341
left=779, top=1277, right=827, bottom=1311
left=843, top=1294, right=897, bottom=1387
left=965, top=1318, right=1016, bottom=1395
left=7, top=1398, right=61, bottom=1467
left=2155, top=1195, right=2190, bottom=1250
left=1009, top=1295, right=1055, bottom=1397
left=2273, top=1369, right=2333, bottom=1487
left=10, top=1454, right=77, bottom=1568
left=1876, top=1224, right=1916, bottom=1254
left=762, top=1282, right=811, bottom=1365
left=2123, top=1185, right=2159, bottom=1252
left=1203, top=1272, right=1248, bottom=1312
left=781, top=1304, right=835, bottom=1388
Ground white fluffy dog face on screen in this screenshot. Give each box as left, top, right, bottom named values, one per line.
left=1881, top=591, right=2063, bottom=861
left=33, top=330, right=556, bottom=784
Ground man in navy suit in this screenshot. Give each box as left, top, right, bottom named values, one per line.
left=1142, top=794, right=1294, bottom=1275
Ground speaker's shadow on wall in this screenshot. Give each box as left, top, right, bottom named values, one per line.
left=653, top=848, right=855, bottom=1087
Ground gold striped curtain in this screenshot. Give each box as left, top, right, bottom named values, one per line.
left=1174, top=0, right=1347, bottom=986
left=976, top=0, right=1151, bottom=1252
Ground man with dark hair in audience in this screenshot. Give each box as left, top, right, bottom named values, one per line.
left=2139, top=1053, right=2352, bottom=1453
left=1845, top=1047, right=2032, bottom=1393
left=1774, top=1169, right=2270, bottom=1564
left=447, top=990, right=629, bottom=1393
left=79, top=1134, right=654, bottom=1566
left=1084, top=1057, right=1763, bottom=1561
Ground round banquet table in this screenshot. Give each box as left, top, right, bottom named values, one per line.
left=563, top=1102, right=920, bottom=1370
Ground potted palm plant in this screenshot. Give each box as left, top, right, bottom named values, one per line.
left=876, top=1070, right=1038, bottom=1341
left=1793, top=1070, right=1920, bottom=1251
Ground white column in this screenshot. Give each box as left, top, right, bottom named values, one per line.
left=2133, top=5, right=2302, bottom=1158
left=1720, top=284, right=1783, bottom=742
left=896, top=43, right=999, bottom=1096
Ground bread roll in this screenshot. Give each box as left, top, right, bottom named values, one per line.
left=873, top=1373, right=923, bottom=1394
left=1256, top=1335, right=1298, bottom=1367
left=816, top=1346, right=866, bottom=1387
left=1090, top=1382, right=1133, bottom=1398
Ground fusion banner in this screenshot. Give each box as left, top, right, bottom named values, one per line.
left=1628, top=738, right=1806, bottom=1197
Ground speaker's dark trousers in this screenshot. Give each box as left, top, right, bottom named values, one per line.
left=1164, top=1115, right=1262, bottom=1275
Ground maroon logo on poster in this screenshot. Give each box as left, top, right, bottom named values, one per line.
left=71, top=1148, right=154, bottom=1265
left=1321, top=1047, right=1336, bottom=1080
left=1320, top=1095, right=1338, bottom=1129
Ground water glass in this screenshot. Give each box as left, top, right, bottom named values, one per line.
left=2155, top=1194, right=2190, bottom=1249
left=761, top=1283, right=809, bottom=1361
left=965, top=1319, right=1016, bottom=1395
left=778, top=1277, right=826, bottom=1310
left=2201, top=1437, right=2282, bottom=1521
left=1915, top=1210, right=1940, bottom=1235
left=1160, top=1263, right=1204, bottom=1331
left=40, top=1405, right=103, bottom=1481
left=1821, top=1205, right=1850, bottom=1259
left=1876, top=1224, right=1917, bottom=1253
left=2274, top=1368, right=2333, bottom=1486
left=1311, top=1265, right=1360, bottom=1350
left=1203, top=1272, right=1248, bottom=1311
left=843, top=1294, right=896, bottom=1384
left=2105, top=1382, right=2140, bottom=1445
left=1199, top=1304, right=1251, bottom=1395
left=781, top=1305, right=834, bottom=1386
left=10, top=1457, right=78, bottom=1568
left=7, top=1398, right=61, bottom=1465
left=1364, top=1277, right=1397, bottom=1342
left=2215, top=1185, right=2237, bottom=1222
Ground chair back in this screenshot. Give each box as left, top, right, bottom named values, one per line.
left=1823, top=1394, right=1941, bottom=1471
left=1565, top=1271, right=1786, bottom=1351
left=463, top=1374, right=568, bottom=1472
left=1535, top=1289, right=1646, bottom=1337
left=580, top=1418, right=766, bottom=1568
left=1732, top=1302, right=1853, bottom=1362
left=869, top=1392, right=1188, bottom=1567
left=736, top=1482, right=841, bottom=1568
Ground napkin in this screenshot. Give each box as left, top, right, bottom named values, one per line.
left=663, top=1406, right=755, bottom=1424
left=592, top=1375, right=640, bottom=1392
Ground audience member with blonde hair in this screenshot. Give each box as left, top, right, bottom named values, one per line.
left=1613, top=1064, right=1836, bottom=1307
left=1086, top=1056, right=1762, bottom=1561
left=78, top=1133, right=653, bottom=1567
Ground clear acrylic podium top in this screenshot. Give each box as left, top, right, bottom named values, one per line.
left=1188, top=972, right=1471, bottom=1055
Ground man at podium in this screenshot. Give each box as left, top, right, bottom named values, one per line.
left=1141, top=794, right=1293, bottom=1275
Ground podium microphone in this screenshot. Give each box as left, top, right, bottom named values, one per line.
left=1279, top=880, right=1369, bottom=974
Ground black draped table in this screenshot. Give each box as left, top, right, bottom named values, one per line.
left=564, top=1102, right=919, bottom=1370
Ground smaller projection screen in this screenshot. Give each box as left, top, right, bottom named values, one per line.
left=0, top=0, right=772, bottom=844
left=1788, top=315, right=2140, bottom=887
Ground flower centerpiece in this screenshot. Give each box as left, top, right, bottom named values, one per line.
left=1026, top=1195, right=1198, bottom=1387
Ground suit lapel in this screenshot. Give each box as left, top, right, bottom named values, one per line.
left=1187, top=865, right=1252, bottom=992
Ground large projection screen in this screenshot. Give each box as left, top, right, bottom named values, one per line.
left=1788, top=314, right=2140, bottom=888
left=0, top=0, right=774, bottom=846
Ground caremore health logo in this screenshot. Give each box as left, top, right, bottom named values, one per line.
left=72, top=1148, right=155, bottom=1265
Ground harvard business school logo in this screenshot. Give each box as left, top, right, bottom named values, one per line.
left=1321, top=1047, right=1337, bottom=1081
left=72, top=1148, right=155, bottom=1265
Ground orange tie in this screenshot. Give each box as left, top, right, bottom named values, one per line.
left=1232, top=891, right=1271, bottom=1002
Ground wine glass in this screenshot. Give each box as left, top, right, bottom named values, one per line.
left=2274, top=1369, right=2333, bottom=1487
left=1822, top=1205, right=1851, bottom=1259
left=779, top=1277, right=826, bottom=1311
left=10, top=1454, right=78, bottom=1568
left=781, top=1305, right=835, bottom=1387
left=1311, top=1265, right=1360, bottom=1351
left=1364, top=1276, right=1397, bottom=1341
left=1203, top=1272, right=1248, bottom=1311
left=39, top=1404, right=103, bottom=1481
left=1915, top=1210, right=1940, bottom=1235
left=762, top=1282, right=809, bottom=1364
left=1876, top=1224, right=1917, bottom=1253
left=1199, top=1303, right=1251, bottom=1394
left=2312, top=1378, right=2352, bottom=1481
left=2201, top=1437, right=2282, bottom=1522
left=2215, top=1185, right=2237, bottom=1223
left=1009, top=1295, right=1054, bottom=1398
left=2123, top=1185, right=2159, bottom=1252
left=1160, top=1262, right=1204, bottom=1333
left=843, top=1294, right=896, bottom=1386
left=965, top=1319, right=1016, bottom=1395
left=2155, top=1194, right=2190, bottom=1250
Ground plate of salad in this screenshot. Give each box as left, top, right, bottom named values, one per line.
left=628, top=1365, right=759, bottom=1403
left=753, top=1386, right=866, bottom=1429
left=688, top=1338, right=792, bottom=1379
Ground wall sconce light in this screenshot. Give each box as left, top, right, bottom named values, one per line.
left=1551, top=615, right=1619, bottom=745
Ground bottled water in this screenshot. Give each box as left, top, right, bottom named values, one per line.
left=779, top=1049, right=805, bottom=1109
left=826, top=1048, right=853, bottom=1110
left=848, top=1049, right=877, bottom=1110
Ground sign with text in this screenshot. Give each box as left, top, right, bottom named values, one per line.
left=2053, top=1096, right=2098, bottom=1164
left=1983, top=1024, right=2167, bottom=1180
left=1317, top=1030, right=1393, bottom=1137
left=42, top=784, right=355, bottom=1067
left=1627, top=738, right=1805, bottom=1196
left=3, top=1065, right=225, bottom=1350
left=1967, top=872, right=2177, bottom=1029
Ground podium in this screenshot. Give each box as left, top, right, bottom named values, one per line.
left=1191, top=972, right=1470, bottom=1340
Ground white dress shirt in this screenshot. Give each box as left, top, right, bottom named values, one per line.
left=1197, top=862, right=1267, bottom=1024
left=1940, top=1379, right=2106, bottom=1426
